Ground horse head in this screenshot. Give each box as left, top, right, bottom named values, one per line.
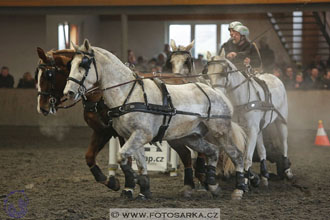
left=64, top=39, right=99, bottom=101
left=36, top=47, right=74, bottom=115
left=205, top=50, right=234, bottom=94
left=166, top=39, right=194, bottom=74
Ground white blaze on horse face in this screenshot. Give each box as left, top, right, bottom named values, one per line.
left=37, top=69, right=43, bottom=114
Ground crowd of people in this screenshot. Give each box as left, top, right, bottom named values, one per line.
left=0, top=66, right=36, bottom=89
left=1, top=21, right=329, bottom=90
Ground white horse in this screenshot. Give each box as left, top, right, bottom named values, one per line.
left=63, top=39, right=247, bottom=199
left=168, top=39, right=237, bottom=179
left=205, top=51, right=294, bottom=186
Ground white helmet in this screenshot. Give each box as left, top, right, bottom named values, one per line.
left=233, top=25, right=249, bottom=37
left=228, top=21, right=243, bottom=30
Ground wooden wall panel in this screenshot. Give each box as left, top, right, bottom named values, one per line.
left=0, top=0, right=329, bottom=7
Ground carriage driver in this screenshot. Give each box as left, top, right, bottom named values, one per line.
left=221, top=24, right=262, bottom=72
left=219, top=21, right=242, bottom=56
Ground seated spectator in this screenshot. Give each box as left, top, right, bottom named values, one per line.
left=147, top=58, right=158, bottom=73
left=272, top=66, right=283, bottom=81
left=321, top=69, right=330, bottom=90
left=304, top=68, right=323, bottom=90
left=127, top=49, right=137, bottom=66
left=195, top=54, right=207, bottom=74
left=135, top=56, right=148, bottom=73
left=308, top=55, right=326, bottom=76
left=156, top=52, right=167, bottom=71
left=0, top=66, right=14, bottom=88
left=163, top=44, right=171, bottom=59
left=17, top=72, right=36, bottom=89
left=293, top=73, right=306, bottom=90
left=283, top=66, right=296, bottom=90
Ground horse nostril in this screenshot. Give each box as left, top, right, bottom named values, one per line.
left=40, top=108, right=49, bottom=116
left=67, top=91, right=75, bottom=98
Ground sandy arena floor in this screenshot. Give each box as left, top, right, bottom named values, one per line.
left=1, top=126, right=330, bottom=220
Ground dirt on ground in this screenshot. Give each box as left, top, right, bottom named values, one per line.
left=0, top=126, right=330, bottom=220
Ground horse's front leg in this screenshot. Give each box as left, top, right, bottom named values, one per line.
left=118, top=131, right=152, bottom=200
left=86, top=130, right=121, bottom=191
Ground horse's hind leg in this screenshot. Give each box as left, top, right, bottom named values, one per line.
left=275, top=119, right=293, bottom=180
left=167, top=140, right=195, bottom=197
left=86, top=131, right=120, bottom=191
left=256, top=133, right=270, bottom=186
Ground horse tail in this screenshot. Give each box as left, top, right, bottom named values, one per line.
left=222, top=121, right=246, bottom=177
left=231, top=121, right=246, bottom=153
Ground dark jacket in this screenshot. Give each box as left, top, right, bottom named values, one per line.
left=17, top=79, right=36, bottom=89
left=220, top=39, right=261, bottom=70
left=0, top=74, right=14, bottom=88
left=304, top=76, right=323, bottom=90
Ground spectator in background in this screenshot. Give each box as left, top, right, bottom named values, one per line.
left=272, top=66, right=283, bottom=81
left=259, top=37, right=275, bottom=72
left=156, top=52, right=167, bottom=71
left=321, top=69, right=330, bottom=90
left=17, top=72, right=35, bottom=89
left=195, top=54, right=207, bottom=74
left=304, top=67, right=323, bottom=90
left=283, top=66, right=296, bottom=89
left=127, top=49, right=137, bottom=66
left=293, top=73, right=306, bottom=90
left=163, top=44, right=171, bottom=58
left=0, top=66, right=14, bottom=88
left=308, top=55, right=326, bottom=76
left=135, top=56, right=148, bottom=73
left=147, top=58, right=158, bottom=73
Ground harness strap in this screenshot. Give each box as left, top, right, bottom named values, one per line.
left=194, top=83, right=211, bottom=120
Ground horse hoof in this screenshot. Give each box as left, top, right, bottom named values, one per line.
left=106, top=176, right=120, bottom=191
left=285, top=168, right=294, bottom=180
left=136, top=192, right=152, bottom=200
left=260, top=176, right=269, bottom=187
left=180, top=185, right=194, bottom=198
left=120, top=189, right=133, bottom=199
left=208, top=184, right=221, bottom=197
left=250, top=175, right=260, bottom=188
left=231, top=189, right=244, bottom=200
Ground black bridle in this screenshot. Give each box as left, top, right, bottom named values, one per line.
left=67, top=50, right=99, bottom=99
left=203, top=59, right=231, bottom=89
left=35, top=58, right=62, bottom=108
left=165, top=50, right=194, bottom=73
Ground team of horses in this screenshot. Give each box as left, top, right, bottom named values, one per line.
left=35, top=39, right=293, bottom=200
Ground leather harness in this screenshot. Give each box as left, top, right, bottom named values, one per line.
left=68, top=50, right=232, bottom=143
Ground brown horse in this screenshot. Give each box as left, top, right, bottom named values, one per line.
left=35, top=48, right=208, bottom=198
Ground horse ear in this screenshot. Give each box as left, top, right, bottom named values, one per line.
left=71, top=41, right=79, bottom=51
left=206, top=51, right=212, bottom=61
left=219, top=48, right=226, bottom=59
left=37, top=47, right=49, bottom=63
left=83, top=39, right=91, bottom=51
left=185, top=40, right=195, bottom=51
left=170, top=39, right=177, bottom=51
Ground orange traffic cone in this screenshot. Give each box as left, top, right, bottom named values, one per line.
left=315, top=120, right=330, bottom=147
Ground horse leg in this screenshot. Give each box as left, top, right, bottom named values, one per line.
left=167, top=140, right=195, bottom=197
left=195, top=153, right=207, bottom=190
left=256, top=133, right=270, bottom=186
left=216, top=132, right=246, bottom=200
left=86, top=131, right=121, bottom=191
left=181, top=136, right=221, bottom=197
left=118, top=131, right=151, bottom=200
left=275, top=119, right=293, bottom=180
left=244, top=127, right=261, bottom=189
